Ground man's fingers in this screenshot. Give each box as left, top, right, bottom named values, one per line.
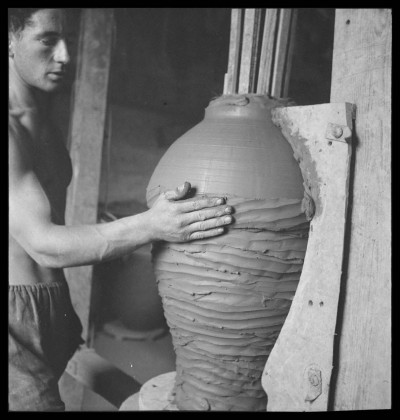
left=188, top=215, right=233, bottom=233
left=184, top=205, right=233, bottom=224
left=189, top=227, right=226, bottom=241
left=179, top=196, right=226, bottom=212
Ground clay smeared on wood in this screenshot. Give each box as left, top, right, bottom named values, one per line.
left=271, top=109, right=318, bottom=220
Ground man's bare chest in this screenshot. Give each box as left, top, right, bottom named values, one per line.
left=34, top=126, right=72, bottom=189
left=32, top=125, right=72, bottom=223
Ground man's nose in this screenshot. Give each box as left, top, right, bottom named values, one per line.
left=54, top=39, right=70, bottom=65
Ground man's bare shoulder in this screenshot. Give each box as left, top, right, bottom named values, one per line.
left=9, top=111, right=35, bottom=177
left=9, top=109, right=32, bottom=140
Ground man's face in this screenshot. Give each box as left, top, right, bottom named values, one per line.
left=9, top=9, right=74, bottom=93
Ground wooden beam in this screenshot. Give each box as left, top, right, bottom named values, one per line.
left=238, top=9, right=261, bottom=94
left=256, top=9, right=278, bottom=94
left=223, top=9, right=242, bottom=94
left=270, top=9, right=294, bottom=98
left=248, top=8, right=263, bottom=93
left=61, top=8, right=114, bottom=411
left=329, top=9, right=391, bottom=410
left=262, top=103, right=354, bottom=411
left=225, top=8, right=296, bottom=96
left=65, top=8, right=114, bottom=345
left=59, top=370, right=86, bottom=411
left=282, top=8, right=298, bottom=97
left=65, top=348, right=141, bottom=408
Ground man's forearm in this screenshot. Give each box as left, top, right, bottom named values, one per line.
left=32, top=212, right=153, bottom=268
left=11, top=183, right=233, bottom=269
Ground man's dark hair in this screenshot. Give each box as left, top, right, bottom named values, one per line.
left=8, top=8, right=82, bottom=35
left=8, top=8, right=44, bottom=33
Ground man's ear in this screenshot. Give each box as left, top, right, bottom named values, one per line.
left=8, top=33, right=16, bottom=58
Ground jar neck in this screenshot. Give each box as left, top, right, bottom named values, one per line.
left=204, top=94, right=289, bottom=120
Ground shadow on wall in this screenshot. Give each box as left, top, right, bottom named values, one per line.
left=288, top=8, right=335, bottom=105
left=94, top=244, right=166, bottom=332
left=108, top=7, right=232, bottom=136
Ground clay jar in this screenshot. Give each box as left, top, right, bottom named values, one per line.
left=146, top=94, right=309, bottom=411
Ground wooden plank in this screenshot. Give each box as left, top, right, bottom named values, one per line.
left=248, top=8, right=263, bottom=93
left=270, top=9, right=293, bottom=98
left=238, top=9, right=256, bottom=93
left=65, top=348, right=141, bottom=408
left=65, top=8, right=114, bottom=345
left=262, top=103, right=354, bottom=411
left=59, top=370, right=87, bottom=411
left=223, top=9, right=242, bottom=94
left=282, top=8, right=298, bottom=97
left=256, top=9, right=278, bottom=94
left=61, top=8, right=114, bottom=411
left=329, top=9, right=391, bottom=410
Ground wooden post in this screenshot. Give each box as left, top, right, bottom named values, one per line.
left=65, top=7, right=114, bottom=345
left=261, top=103, right=354, bottom=411
left=224, top=8, right=297, bottom=96
left=223, top=9, right=242, bottom=94
left=329, top=9, right=391, bottom=410
left=282, top=9, right=298, bottom=97
left=237, top=8, right=255, bottom=94
left=65, top=348, right=141, bottom=408
left=248, top=9, right=263, bottom=93
left=270, top=9, right=295, bottom=98
left=238, top=8, right=262, bottom=94
left=256, top=9, right=278, bottom=94
left=60, top=8, right=114, bottom=410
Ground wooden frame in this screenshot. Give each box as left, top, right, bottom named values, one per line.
left=329, top=9, right=391, bottom=410
left=262, top=102, right=354, bottom=411
left=224, top=8, right=298, bottom=96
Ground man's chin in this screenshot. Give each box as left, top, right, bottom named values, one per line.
left=44, top=81, right=66, bottom=93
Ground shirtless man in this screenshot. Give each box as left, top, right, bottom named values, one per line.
left=8, top=8, right=233, bottom=411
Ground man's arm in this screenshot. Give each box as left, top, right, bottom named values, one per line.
left=9, top=122, right=233, bottom=268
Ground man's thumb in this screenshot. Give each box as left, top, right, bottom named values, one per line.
left=164, top=182, right=191, bottom=201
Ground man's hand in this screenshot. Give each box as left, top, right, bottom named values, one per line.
left=147, top=182, right=234, bottom=242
